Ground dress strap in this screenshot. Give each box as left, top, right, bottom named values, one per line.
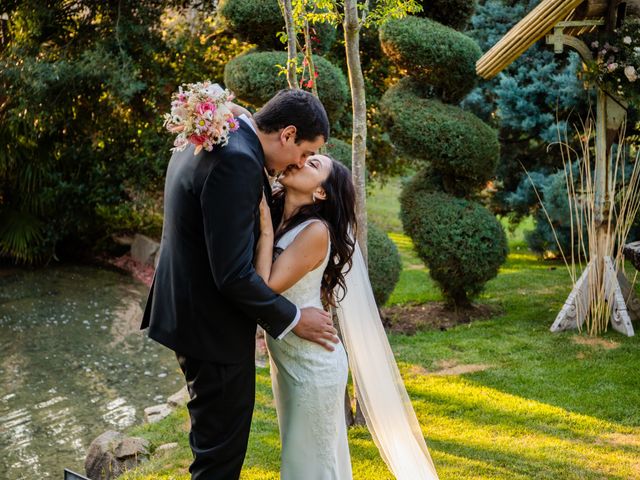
left=276, top=218, right=327, bottom=249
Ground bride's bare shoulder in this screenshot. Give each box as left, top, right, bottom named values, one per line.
left=297, top=220, right=329, bottom=245
left=285, top=220, right=330, bottom=262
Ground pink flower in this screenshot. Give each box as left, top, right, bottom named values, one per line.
left=196, top=101, right=217, bottom=118
left=607, top=62, right=618, bottom=72
left=227, top=117, right=240, bottom=132
left=174, top=135, right=188, bottom=149
left=196, top=116, right=209, bottom=127
left=168, top=124, right=185, bottom=133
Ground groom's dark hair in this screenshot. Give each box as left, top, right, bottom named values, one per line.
left=254, top=89, right=330, bottom=143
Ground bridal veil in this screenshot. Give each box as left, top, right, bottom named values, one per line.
left=335, top=243, right=439, bottom=480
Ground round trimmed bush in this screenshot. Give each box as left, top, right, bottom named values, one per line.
left=224, top=51, right=349, bottom=123
left=367, top=223, right=402, bottom=306
left=325, top=138, right=352, bottom=169
left=400, top=174, right=508, bottom=307
left=379, top=17, right=481, bottom=102
left=218, top=0, right=283, bottom=49
left=380, top=79, right=499, bottom=196
left=415, top=0, right=476, bottom=30
left=218, top=0, right=337, bottom=53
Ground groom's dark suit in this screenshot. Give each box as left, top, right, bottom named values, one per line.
left=141, top=120, right=297, bottom=479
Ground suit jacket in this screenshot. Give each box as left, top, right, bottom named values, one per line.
left=141, top=121, right=297, bottom=364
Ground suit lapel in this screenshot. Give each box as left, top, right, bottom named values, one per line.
left=236, top=121, right=272, bottom=248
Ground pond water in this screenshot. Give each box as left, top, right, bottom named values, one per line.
left=0, top=264, right=184, bottom=479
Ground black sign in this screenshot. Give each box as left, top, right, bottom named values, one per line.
left=64, top=469, right=90, bottom=480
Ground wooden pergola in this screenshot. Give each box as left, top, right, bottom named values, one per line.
left=476, top=0, right=640, bottom=336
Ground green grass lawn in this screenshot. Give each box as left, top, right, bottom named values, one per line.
left=122, top=179, right=640, bottom=480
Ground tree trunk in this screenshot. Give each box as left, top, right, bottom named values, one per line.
left=343, top=0, right=368, bottom=263
left=344, top=389, right=355, bottom=426
left=280, top=0, right=297, bottom=89
left=344, top=0, right=368, bottom=426
left=303, top=18, right=319, bottom=98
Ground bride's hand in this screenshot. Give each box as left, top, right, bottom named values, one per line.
left=228, top=102, right=252, bottom=119
left=259, top=193, right=273, bottom=239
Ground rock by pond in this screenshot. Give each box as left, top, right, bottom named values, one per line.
left=84, top=430, right=149, bottom=480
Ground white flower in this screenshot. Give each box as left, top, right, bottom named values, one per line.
left=173, top=134, right=188, bottom=151
left=591, top=41, right=599, bottom=48
left=624, top=65, right=638, bottom=82
left=204, top=83, right=225, bottom=98
left=607, top=62, right=619, bottom=72
left=623, top=36, right=632, bottom=45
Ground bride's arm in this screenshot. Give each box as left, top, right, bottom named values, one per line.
left=255, top=197, right=329, bottom=294
left=254, top=194, right=276, bottom=284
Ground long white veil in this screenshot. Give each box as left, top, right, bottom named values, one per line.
left=335, top=243, right=439, bottom=479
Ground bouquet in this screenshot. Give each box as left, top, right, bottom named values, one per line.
left=163, top=81, right=241, bottom=155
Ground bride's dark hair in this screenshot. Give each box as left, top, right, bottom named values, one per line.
left=271, top=157, right=357, bottom=307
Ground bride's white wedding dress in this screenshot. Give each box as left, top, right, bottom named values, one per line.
left=266, top=219, right=440, bottom=480
left=265, top=219, right=353, bottom=479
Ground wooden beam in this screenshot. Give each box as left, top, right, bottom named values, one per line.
left=476, top=0, right=585, bottom=79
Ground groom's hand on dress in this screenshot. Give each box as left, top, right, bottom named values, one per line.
left=294, top=307, right=339, bottom=351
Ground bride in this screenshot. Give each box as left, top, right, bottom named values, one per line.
left=254, top=153, right=439, bottom=479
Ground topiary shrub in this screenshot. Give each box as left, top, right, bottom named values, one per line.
left=218, top=0, right=284, bottom=49
left=379, top=17, right=481, bottom=103
left=224, top=51, right=349, bottom=123
left=415, top=0, right=477, bottom=31
left=325, top=138, right=352, bottom=169
left=380, top=79, right=499, bottom=196
left=378, top=5, right=507, bottom=309
left=218, top=0, right=337, bottom=53
left=400, top=174, right=508, bottom=307
left=367, top=223, right=402, bottom=306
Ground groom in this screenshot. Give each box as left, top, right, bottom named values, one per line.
left=141, top=89, right=339, bottom=479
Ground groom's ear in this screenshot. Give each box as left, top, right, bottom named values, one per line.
left=280, top=125, right=297, bottom=145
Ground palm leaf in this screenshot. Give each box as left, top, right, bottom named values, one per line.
left=0, top=209, right=46, bottom=264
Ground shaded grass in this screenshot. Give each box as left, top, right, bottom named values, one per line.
left=122, top=179, right=640, bottom=480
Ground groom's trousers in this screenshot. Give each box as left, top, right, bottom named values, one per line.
left=176, top=352, right=256, bottom=480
